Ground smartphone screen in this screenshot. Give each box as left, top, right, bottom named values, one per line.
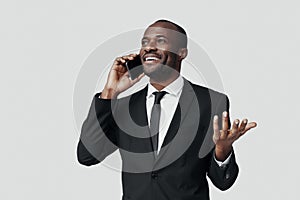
left=125, top=55, right=143, bottom=80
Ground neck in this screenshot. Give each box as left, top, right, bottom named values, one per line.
left=150, top=73, right=179, bottom=91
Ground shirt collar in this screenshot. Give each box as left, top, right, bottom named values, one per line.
left=147, top=75, right=184, bottom=98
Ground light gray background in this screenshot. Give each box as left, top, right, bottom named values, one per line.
left=1, top=0, right=299, bottom=199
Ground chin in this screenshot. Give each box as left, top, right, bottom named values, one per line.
left=144, top=67, right=172, bottom=82
left=143, top=63, right=161, bottom=75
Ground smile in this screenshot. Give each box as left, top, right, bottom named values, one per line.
left=145, top=57, right=160, bottom=61
left=143, top=54, right=162, bottom=64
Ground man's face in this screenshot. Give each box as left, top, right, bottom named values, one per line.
left=139, top=23, right=184, bottom=80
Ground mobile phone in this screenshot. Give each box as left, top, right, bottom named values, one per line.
left=125, top=55, right=143, bottom=80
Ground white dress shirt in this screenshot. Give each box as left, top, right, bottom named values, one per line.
left=146, top=75, right=184, bottom=153
left=146, top=75, right=231, bottom=166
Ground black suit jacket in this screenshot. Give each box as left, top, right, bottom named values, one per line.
left=77, top=78, right=239, bottom=200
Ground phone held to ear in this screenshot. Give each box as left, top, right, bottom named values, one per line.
left=125, top=55, right=143, bottom=80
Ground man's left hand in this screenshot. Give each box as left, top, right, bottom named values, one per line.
left=213, top=111, right=257, bottom=161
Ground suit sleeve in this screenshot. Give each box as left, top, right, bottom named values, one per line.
left=77, top=93, right=119, bottom=166
left=207, top=95, right=239, bottom=191
left=207, top=148, right=239, bottom=191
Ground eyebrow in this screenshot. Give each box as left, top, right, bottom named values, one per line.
left=142, top=35, right=168, bottom=40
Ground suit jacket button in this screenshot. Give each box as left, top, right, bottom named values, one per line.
left=151, top=172, right=158, bottom=179
left=225, top=173, right=230, bottom=179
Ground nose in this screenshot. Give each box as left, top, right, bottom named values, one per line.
left=144, top=39, right=157, bottom=51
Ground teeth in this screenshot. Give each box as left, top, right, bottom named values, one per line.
left=145, top=57, right=159, bottom=61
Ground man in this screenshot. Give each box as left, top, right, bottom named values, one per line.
left=77, top=19, right=257, bottom=200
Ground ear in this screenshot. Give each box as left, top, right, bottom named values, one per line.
left=178, top=48, right=188, bottom=60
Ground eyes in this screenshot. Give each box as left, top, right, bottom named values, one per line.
left=141, top=37, right=168, bottom=47
left=157, top=38, right=167, bottom=44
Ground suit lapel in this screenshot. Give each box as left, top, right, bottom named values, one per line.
left=154, top=78, right=199, bottom=167
left=128, top=86, right=157, bottom=160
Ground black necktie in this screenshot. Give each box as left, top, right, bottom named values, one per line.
left=150, top=91, right=167, bottom=154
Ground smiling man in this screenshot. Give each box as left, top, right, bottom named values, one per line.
left=77, top=19, right=257, bottom=200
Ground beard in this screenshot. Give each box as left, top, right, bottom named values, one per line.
left=143, top=54, right=179, bottom=82
left=143, top=63, right=176, bottom=82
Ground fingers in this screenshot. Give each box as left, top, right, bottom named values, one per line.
left=222, top=111, right=229, bottom=131
left=213, top=115, right=220, bottom=143
left=219, top=112, right=230, bottom=140
left=114, top=53, right=138, bottom=65
left=221, top=115, right=257, bottom=140
left=213, top=115, right=220, bottom=133
left=230, top=119, right=240, bottom=138
left=114, top=57, right=126, bottom=65
left=213, top=112, right=257, bottom=147
left=216, top=115, right=228, bottom=140
left=242, top=122, right=257, bottom=134
left=239, top=119, right=248, bottom=133
left=122, top=53, right=137, bottom=60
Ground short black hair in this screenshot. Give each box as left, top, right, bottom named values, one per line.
left=151, top=19, right=187, bottom=48
left=154, top=19, right=187, bottom=35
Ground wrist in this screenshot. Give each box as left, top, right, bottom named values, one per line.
left=215, top=145, right=232, bottom=162
left=100, top=87, right=119, bottom=99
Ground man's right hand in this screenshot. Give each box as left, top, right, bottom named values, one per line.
left=100, top=54, right=145, bottom=99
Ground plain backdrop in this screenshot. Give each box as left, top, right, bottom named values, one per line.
left=1, top=0, right=299, bottom=199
